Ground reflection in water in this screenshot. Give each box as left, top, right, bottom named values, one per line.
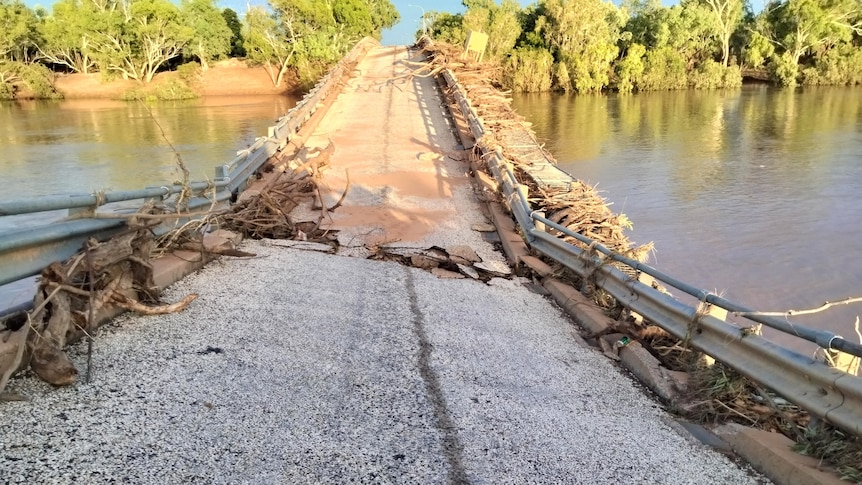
left=513, top=86, right=862, bottom=349
left=0, top=95, right=299, bottom=200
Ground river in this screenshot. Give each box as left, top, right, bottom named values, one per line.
left=512, top=86, right=862, bottom=350
left=0, top=95, right=299, bottom=200
left=1, top=88, right=860, bottom=350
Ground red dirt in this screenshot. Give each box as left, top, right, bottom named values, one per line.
left=52, top=60, right=300, bottom=99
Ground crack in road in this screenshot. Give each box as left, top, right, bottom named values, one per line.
left=404, top=266, right=470, bottom=485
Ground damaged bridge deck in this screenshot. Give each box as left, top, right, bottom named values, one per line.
left=0, top=45, right=763, bottom=484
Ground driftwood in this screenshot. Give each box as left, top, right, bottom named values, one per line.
left=221, top=140, right=343, bottom=244
left=0, top=224, right=199, bottom=394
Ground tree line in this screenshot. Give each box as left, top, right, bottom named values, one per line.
left=0, top=0, right=399, bottom=99
left=424, top=0, right=862, bottom=93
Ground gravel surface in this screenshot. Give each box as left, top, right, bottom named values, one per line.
left=1, top=241, right=764, bottom=484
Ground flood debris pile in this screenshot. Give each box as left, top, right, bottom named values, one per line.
left=220, top=142, right=341, bottom=247
left=0, top=223, right=198, bottom=398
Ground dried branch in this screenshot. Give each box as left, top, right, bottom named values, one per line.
left=736, top=296, right=862, bottom=317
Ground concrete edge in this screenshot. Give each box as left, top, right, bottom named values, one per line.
left=93, top=229, right=243, bottom=327
left=715, top=423, right=848, bottom=485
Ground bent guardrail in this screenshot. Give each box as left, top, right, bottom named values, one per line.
left=0, top=37, right=378, bottom=309
left=441, top=68, right=862, bottom=438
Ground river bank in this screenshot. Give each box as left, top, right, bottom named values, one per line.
left=43, top=60, right=301, bottom=100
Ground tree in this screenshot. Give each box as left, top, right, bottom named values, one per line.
left=243, top=6, right=297, bottom=87
left=38, top=0, right=98, bottom=73
left=425, top=11, right=467, bottom=45
left=180, top=0, right=231, bottom=71
left=222, top=8, right=246, bottom=57
left=757, top=0, right=862, bottom=85
left=87, top=0, right=193, bottom=82
left=503, top=46, right=554, bottom=91
left=535, top=0, right=625, bottom=92
left=462, top=0, right=523, bottom=61
left=0, top=0, right=41, bottom=62
left=368, top=0, right=399, bottom=37
left=701, top=0, right=743, bottom=65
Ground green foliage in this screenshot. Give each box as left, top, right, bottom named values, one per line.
left=742, top=30, right=775, bottom=68
left=0, top=60, right=60, bottom=99
left=700, top=0, right=744, bottom=66
left=119, top=77, right=198, bottom=101
left=222, top=8, right=246, bottom=58
left=769, top=51, right=799, bottom=85
left=154, top=79, right=198, bottom=100
left=801, top=43, right=862, bottom=85
left=553, top=61, right=571, bottom=92
left=535, top=0, right=625, bottom=93
left=180, top=0, right=232, bottom=71
left=425, top=12, right=467, bottom=45
left=0, top=80, right=12, bottom=99
left=243, top=6, right=297, bottom=87
left=503, top=46, right=554, bottom=92
left=38, top=0, right=98, bottom=73
left=87, top=0, right=194, bottom=83
left=0, top=0, right=41, bottom=62
left=368, top=0, right=399, bottom=36
left=0, top=61, right=20, bottom=99
left=333, top=0, right=373, bottom=37
left=462, top=0, right=522, bottom=61
left=639, top=46, right=688, bottom=89
left=689, top=58, right=726, bottom=88
left=177, top=61, right=202, bottom=86
left=616, top=43, right=646, bottom=93
left=794, top=424, right=862, bottom=484
left=17, top=61, right=60, bottom=98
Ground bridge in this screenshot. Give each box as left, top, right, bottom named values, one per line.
left=1, top=39, right=860, bottom=484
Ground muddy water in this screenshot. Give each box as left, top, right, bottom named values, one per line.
left=0, top=95, right=299, bottom=200
left=512, top=86, right=862, bottom=350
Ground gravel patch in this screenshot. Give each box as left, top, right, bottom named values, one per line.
left=1, top=241, right=764, bottom=484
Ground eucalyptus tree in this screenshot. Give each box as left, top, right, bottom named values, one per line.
left=424, top=11, right=467, bottom=44
left=368, top=0, right=400, bottom=38
left=0, top=0, right=41, bottom=62
left=756, top=0, right=862, bottom=84
left=38, top=0, right=99, bottom=73
left=87, top=0, right=193, bottom=82
left=533, top=0, right=626, bottom=92
left=701, top=0, right=743, bottom=65
left=180, top=0, right=231, bottom=71
left=247, top=0, right=398, bottom=87
left=243, top=6, right=298, bottom=87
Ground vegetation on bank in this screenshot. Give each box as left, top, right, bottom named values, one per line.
left=0, top=0, right=399, bottom=99
left=423, top=0, right=862, bottom=92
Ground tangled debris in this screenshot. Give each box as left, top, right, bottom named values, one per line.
left=220, top=141, right=341, bottom=246
left=0, top=221, right=199, bottom=398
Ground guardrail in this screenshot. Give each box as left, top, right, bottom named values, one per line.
left=0, top=37, right=378, bottom=311
left=441, top=69, right=862, bottom=438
